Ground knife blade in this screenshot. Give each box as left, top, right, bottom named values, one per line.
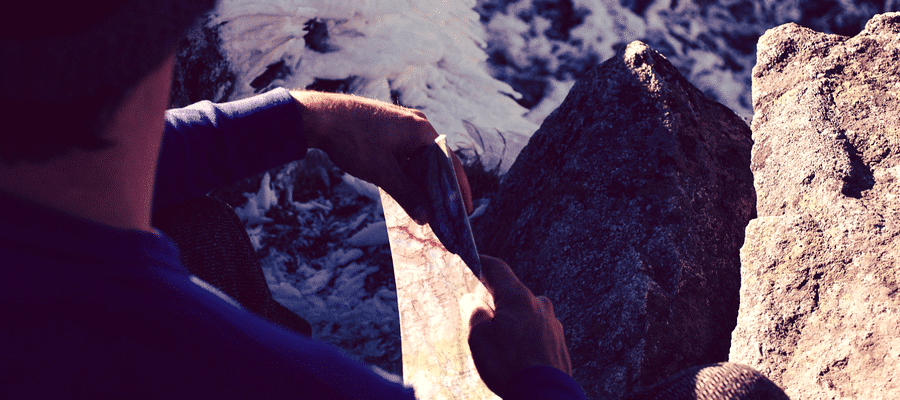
left=404, top=135, right=482, bottom=279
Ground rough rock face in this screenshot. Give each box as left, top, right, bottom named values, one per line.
left=730, top=13, right=900, bottom=399
left=472, top=41, right=755, bottom=399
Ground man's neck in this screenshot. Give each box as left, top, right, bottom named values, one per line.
left=0, top=54, right=174, bottom=232
left=0, top=145, right=160, bottom=232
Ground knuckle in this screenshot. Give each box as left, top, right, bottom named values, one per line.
left=414, top=117, right=434, bottom=134
left=410, top=108, right=427, bottom=119
left=534, top=296, right=556, bottom=314
left=509, top=287, right=533, bottom=306
left=399, top=114, right=429, bottom=135
left=537, top=295, right=553, bottom=308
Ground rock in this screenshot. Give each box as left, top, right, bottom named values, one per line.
left=729, top=12, right=900, bottom=399
left=472, top=41, right=755, bottom=399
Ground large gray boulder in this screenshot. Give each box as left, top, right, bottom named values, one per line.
left=472, top=41, right=755, bottom=399
left=729, top=12, right=900, bottom=399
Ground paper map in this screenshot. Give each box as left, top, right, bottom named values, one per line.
left=380, top=136, right=499, bottom=400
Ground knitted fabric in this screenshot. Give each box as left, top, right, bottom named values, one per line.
left=153, top=195, right=313, bottom=337
left=626, top=362, right=790, bottom=400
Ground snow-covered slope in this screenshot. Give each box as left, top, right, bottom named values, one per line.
left=211, top=0, right=537, bottom=173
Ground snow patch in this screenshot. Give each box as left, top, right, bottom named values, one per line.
left=341, top=173, right=382, bottom=205
left=292, top=199, right=333, bottom=214
left=234, top=172, right=278, bottom=225
left=212, top=0, right=539, bottom=173
left=347, top=221, right=390, bottom=247
left=524, top=78, right=575, bottom=124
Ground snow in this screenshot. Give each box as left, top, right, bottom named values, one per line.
left=467, top=199, right=490, bottom=221
left=240, top=173, right=402, bottom=370
left=333, top=262, right=377, bottom=299
left=325, top=248, right=365, bottom=267
left=346, top=221, right=390, bottom=247
left=233, top=172, right=278, bottom=225
left=209, top=0, right=898, bottom=377
left=300, top=268, right=332, bottom=295
left=340, top=173, right=382, bottom=205
left=477, top=0, right=895, bottom=124
left=212, top=0, right=538, bottom=173
left=523, top=78, right=574, bottom=124
left=292, top=199, right=333, bottom=214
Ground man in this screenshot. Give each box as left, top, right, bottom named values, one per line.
left=0, top=1, right=582, bottom=399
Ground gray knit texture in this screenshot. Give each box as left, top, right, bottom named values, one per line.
left=626, top=362, right=790, bottom=400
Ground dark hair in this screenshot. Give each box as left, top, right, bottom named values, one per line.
left=0, top=88, right=126, bottom=164
left=0, top=0, right=215, bottom=165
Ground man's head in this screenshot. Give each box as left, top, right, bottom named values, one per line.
left=0, top=1, right=215, bottom=164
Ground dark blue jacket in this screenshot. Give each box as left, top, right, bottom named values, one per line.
left=0, top=88, right=585, bottom=399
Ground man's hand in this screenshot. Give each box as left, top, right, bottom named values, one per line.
left=290, top=90, right=472, bottom=224
left=467, top=255, right=573, bottom=397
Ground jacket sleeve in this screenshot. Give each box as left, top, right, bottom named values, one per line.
left=503, top=366, right=588, bottom=400
left=153, top=88, right=307, bottom=212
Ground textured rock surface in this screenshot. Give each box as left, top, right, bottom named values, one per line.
left=472, top=41, right=755, bottom=399
left=730, top=12, right=900, bottom=400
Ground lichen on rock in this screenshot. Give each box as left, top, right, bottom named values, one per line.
left=730, top=12, right=900, bottom=400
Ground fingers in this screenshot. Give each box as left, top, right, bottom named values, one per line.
left=293, top=90, right=460, bottom=225
left=461, top=285, right=493, bottom=322
left=394, top=135, right=471, bottom=225
left=536, top=296, right=556, bottom=316
left=388, top=117, right=439, bottom=225
left=466, top=312, right=506, bottom=396
left=398, top=113, right=440, bottom=158
left=479, top=255, right=533, bottom=310
left=560, top=342, right=574, bottom=375
left=382, top=159, right=432, bottom=225
left=469, top=307, right=493, bottom=330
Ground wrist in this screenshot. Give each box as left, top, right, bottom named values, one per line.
left=289, top=90, right=329, bottom=151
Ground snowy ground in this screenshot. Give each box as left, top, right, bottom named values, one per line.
left=208, top=150, right=406, bottom=374
left=203, top=0, right=899, bottom=377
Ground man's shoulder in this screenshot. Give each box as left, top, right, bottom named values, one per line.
left=0, top=218, right=412, bottom=399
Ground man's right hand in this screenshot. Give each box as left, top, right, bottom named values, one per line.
left=467, top=255, right=573, bottom=397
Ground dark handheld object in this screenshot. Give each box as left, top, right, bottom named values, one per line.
left=404, top=137, right=482, bottom=279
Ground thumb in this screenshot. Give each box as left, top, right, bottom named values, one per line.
left=479, top=255, right=532, bottom=310
left=468, top=307, right=493, bottom=331
left=383, top=160, right=431, bottom=225
left=467, top=307, right=507, bottom=397
left=461, top=290, right=492, bottom=327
